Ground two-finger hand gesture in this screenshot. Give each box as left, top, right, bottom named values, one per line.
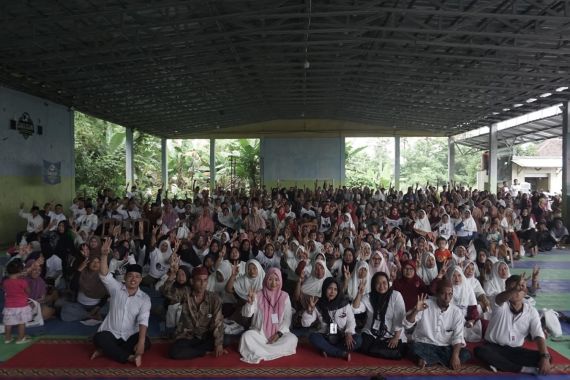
left=102, top=237, right=112, bottom=256
left=247, top=287, right=256, bottom=305
left=343, top=265, right=351, bottom=280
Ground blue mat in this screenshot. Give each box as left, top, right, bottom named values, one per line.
left=388, top=375, right=570, bottom=380
left=514, top=262, right=570, bottom=270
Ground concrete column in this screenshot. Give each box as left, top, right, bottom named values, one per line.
left=161, top=138, right=168, bottom=187
left=488, top=123, right=498, bottom=193
left=448, top=137, right=455, bottom=185
left=125, top=127, right=134, bottom=185
left=562, top=102, right=570, bottom=226
left=210, top=138, right=216, bottom=192
left=340, top=136, right=346, bottom=187
left=394, top=136, right=400, bottom=191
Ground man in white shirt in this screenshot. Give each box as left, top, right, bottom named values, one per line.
left=18, top=204, right=44, bottom=241
left=46, top=204, right=67, bottom=232
left=92, top=238, right=151, bottom=367
left=76, top=204, right=98, bottom=235
left=404, top=279, right=471, bottom=369
left=474, top=274, right=551, bottom=374
left=510, top=179, right=521, bottom=198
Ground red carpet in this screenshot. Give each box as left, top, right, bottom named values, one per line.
left=1, top=340, right=569, bottom=378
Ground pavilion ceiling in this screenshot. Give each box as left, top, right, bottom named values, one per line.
left=1, top=0, right=569, bottom=138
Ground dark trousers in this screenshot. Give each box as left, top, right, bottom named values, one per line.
left=93, top=331, right=151, bottom=364
left=409, top=341, right=471, bottom=367
left=308, top=332, right=362, bottom=358
left=474, top=342, right=542, bottom=372
left=169, top=336, right=215, bottom=360
left=359, top=332, right=404, bottom=360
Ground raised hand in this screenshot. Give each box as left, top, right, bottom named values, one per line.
left=343, top=265, right=351, bottom=280
left=358, top=279, right=366, bottom=295
left=247, top=287, right=256, bottom=305
left=232, top=262, right=239, bottom=277
left=101, top=237, right=112, bottom=256
left=532, top=265, right=540, bottom=281
left=415, top=294, right=428, bottom=311
left=438, top=260, right=450, bottom=279
left=308, top=295, right=317, bottom=312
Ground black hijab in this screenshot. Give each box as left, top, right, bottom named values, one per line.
left=369, top=272, right=393, bottom=336
left=316, top=277, right=349, bottom=324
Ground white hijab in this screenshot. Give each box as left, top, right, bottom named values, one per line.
left=417, top=252, right=438, bottom=285
left=413, top=210, right=431, bottom=233
left=207, top=260, right=234, bottom=302
left=339, top=213, right=355, bottom=231
left=461, top=210, right=478, bottom=232
left=301, top=259, right=332, bottom=297
left=347, top=260, right=371, bottom=301
left=233, top=259, right=265, bottom=300
left=369, top=250, right=389, bottom=276
left=484, top=259, right=509, bottom=297
left=448, top=265, right=477, bottom=313
left=462, top=260, right=484, bottom=296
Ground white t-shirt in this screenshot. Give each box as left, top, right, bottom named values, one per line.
left=403, top=298, right=466, bottom=347
left=485, top=300, right=544, bottom=347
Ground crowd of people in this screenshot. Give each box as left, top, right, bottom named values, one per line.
left=5, top=180, right=567, bottom=374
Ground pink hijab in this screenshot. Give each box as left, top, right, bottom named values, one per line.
left=258, top=268, right=287, bottom=338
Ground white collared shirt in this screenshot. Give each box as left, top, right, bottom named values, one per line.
left=47, top=211, right=67, bottom=231
left=485, top=300, right=544, bottom=347
left=98, top=272, right=151, bottom=340
left=403, top=297, right=465, bottom=347
left=19, top=210, right=44, bottom=233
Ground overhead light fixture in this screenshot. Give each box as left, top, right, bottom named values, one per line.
left=526, top=98, right=537, bottom=103
left=540, top=92, right=552, bottom=97
left=513, top=103, right=523, bottom=108
left=492, top=112, right=500, bottom=115
left=555, top=86, right=568, bottom=92
left=502, top=108, right=510, bottom=112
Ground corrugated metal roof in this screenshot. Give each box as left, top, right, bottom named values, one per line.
left=512, top=156, right=561, bottom=168
left=0, top=1, right=569, bottom=138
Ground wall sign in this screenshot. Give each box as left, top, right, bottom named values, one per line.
left=16, top=112, right=34, bottom=138
left=43, top=160, right=61, bottom=185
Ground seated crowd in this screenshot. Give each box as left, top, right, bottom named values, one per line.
left=5, top=181, right=566, bottom=374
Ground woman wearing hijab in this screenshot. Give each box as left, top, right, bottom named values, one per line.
left=339, top=248, right=357, bottom=282
left=438, top=213, right=455, bottom=241
left=345, top=261, right=371, bottom=301
left=353, top=272, right=406, bottom=359
left=26, top=260, right=57, bottom=320
left=296, top=259, right=332, bottom=303
left=161, top=265, right=192, bottom=327
left=517, top=208, right=537, bottom=256
left=455, top=209, right=478, bottom=247
left=303, top=278, right=362, bottom=360
left=239, top=268, right=298, bottom=364
left=369, top=250, right=389, bottom=277
left=483, top=259, right=510, bottom=299
left=61, top=255, right=108, bottom=322
left=463, top=260, right=491, bottom=314
left=413, top=210, right=435, bottom=241
left=142, top=239, right=174, bottom=287
left=339, top=213, right=356, bottom=236
left=392, top=260, right=429, bottom=312
left=207, top=260, right=236, bottom=316
left=227, top=259, right=265, bottom=302
left=417, top=253, right=438, bottom=286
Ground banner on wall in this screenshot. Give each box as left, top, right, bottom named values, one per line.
left=43, top=160, right=61, bottom=185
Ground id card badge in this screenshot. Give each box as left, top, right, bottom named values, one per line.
left=271, top=313, right=279, bottom=324
left=372, top=319, right=381, bottom=331
left=510, top=334, right=516, bottom=343
left=329, top=323, right=338, bottom=334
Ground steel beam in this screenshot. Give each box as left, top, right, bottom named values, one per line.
left=210, top=138, right=216, bottom=193
left=448, top=137, right=456, bottom=185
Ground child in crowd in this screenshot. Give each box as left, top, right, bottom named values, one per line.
left=434, top=237, right=451, bottom=271
left=2, top=259, right=32, bottom=344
